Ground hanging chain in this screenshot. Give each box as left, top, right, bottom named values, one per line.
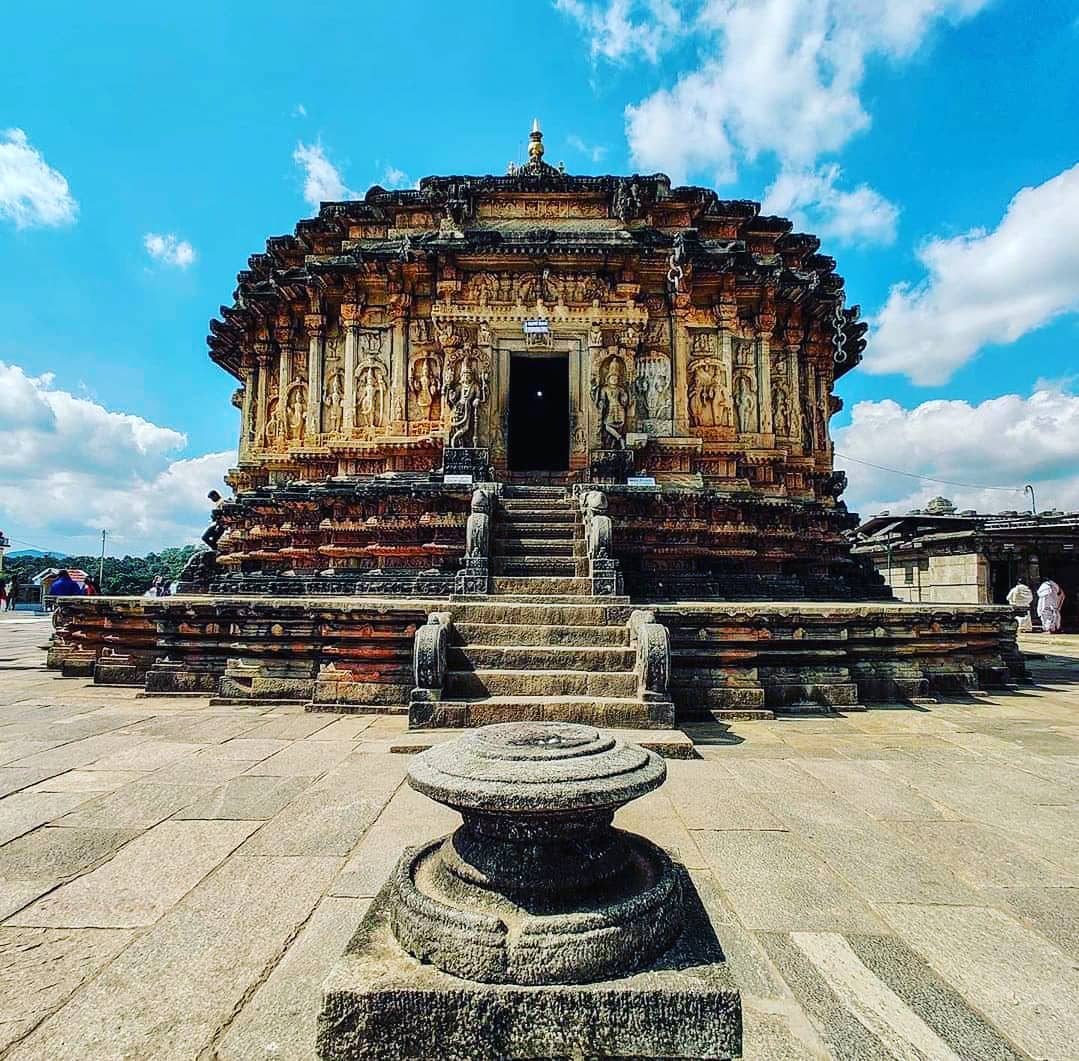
left=832, top=290, right=847, bottom=364
left=667, top=234, right=686, bottom=292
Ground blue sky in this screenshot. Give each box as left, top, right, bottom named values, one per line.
left=1, top=0, right=1078, bottom=554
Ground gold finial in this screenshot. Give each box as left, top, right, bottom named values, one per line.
left=528, top=118, right=544, bottom=163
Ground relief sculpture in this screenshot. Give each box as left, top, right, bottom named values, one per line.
left=591, top=353, right=630, bottom=448
left=444, top=350, right=488, bottom=448
left=356, top=357, right=388, bottom=430
left=772, top=385, right=792, bottom=438
left=688, top=358, right=731, bottom=429
left=409, top=349, right=443, bottom=424
left=323, top=370, right=345, bottom=435
left=735, top=373, right=758, bottom=433
left=635, top=350, right=673, bottom=434
left=285, top=382, right=306, bottom=443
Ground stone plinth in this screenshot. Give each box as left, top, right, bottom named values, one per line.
left=318, top=722, right=742, bottom=1059
left=443, top=446, right=491, bottom=482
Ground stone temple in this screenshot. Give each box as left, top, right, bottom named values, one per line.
left=49, top=124, right=1024, bottom=725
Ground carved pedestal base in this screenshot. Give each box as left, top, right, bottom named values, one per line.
left=443, top=447, right=491, bottom=482
left=589, top=448, right=633, bottom=483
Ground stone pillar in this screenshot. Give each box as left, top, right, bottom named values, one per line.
left=671, top=295, right=691, bottom=435
left=341, top=303, right=363, bottom=433
left=254, top=338, right=272, bottom=449
left=305, top=311, right=324, bottom=438
left=715, top=281, right=738, bottom=429
left=239, top=367, right=255, bottom=460
left=784, top=316, right=803, bottom=443
left=756, top=286, right=776, bottom=437
left=388, top=293, right=411, bottom=427
left=274, top=317, right=292, bottom=402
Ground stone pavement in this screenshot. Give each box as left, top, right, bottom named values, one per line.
left=0, top=615, right=1076, bottom=1059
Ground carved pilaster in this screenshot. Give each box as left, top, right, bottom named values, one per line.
left=714, top=279, right=738, bottom=432
left=341, top=303, right=363, bottom=433
left=274, top=317, right=292, bottom=401
left=305, top=312, right=325, bottom=437
left=756, top=286, right=776, bottom=437
left=239, top=368, right=255, bottom=460
left=388, top=293, right=411, bottom=426
left=670, top=299, right=690, bottom=436
left=254, top=338, right=272, bottom=448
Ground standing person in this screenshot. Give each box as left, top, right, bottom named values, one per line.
left=82, top=577, right=99, bottom=596
left=1006, top=579, right=1034, bottom=633
left=1036, top=578, right=1065, bottom=634
left=0, top=581, right=8, bottom=613
left=7, top=574, right=17, bottom=610
left=48, top=570, right=84, bottom=598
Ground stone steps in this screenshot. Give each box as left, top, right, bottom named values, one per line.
left=450, top=602, right=632, bottom=624
left=448, top=644, right=636, bottom=672
left=410, top=695, right=674, bottom=729
left=491, top=558, right=589, bottom=577
left=445, top=668, right=639, bottom=698
left=454, top=622, right=631, bottom=647
left=490, top=576, right=594, bottom=595
left=496, top=508, right=577, bottom=524
left=492, top=539, right=583, bottom=557
left=493, top=524, right=578, bottom=541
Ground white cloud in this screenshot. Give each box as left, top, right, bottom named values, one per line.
left=763, top=164, right=898, bottom=245
left=0, top=128, right=78, bottom=229
left=0, top=361, right=234, bottom=554
left=567, top=134, right=609, bottom=164
left=866, top=162, right=1079, bottom=385
left=379, top=165, right=413, bottom=190
left=144, top=232, right=196, bottom=269
left=572, top=1, right=987, bottom=233
left=293, top=141, right=355, bottom=208
left=293, top=103, right=307, bottom=118
left=835, top=384, right=1079, bottom=518
left=555, top=0, right=683, bottom=62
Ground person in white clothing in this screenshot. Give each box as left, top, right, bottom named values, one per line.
left=1006, top=580, right=1034, bottom=633
left=1036, top=578, right=1065, bottom=633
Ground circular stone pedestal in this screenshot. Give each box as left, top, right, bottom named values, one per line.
left=388, top=721, right=684, bottom=986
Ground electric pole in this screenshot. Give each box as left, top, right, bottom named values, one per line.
left=99, top=529, right=107, bottom=589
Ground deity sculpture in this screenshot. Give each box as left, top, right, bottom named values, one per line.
left=635, top=352, right=672, bottom=425
left=735, top=373, right=757, bottom=433
left=801, top=393, right=815, bottom=451
left=265, top=397, right=282, bottom=449
left=445, top=362, right=487, bottom=448
left=478, top=320, right=492, bottom=347
left=357, top=360, right=388, bottom=430
left=591, top=355, right=630, bottom=448
left=588, top=322, right=603, bottom=348
left=323, top=371, right=344, bottom=435
left=688, top=360, right=731, bottom=428
left=409, top=351, right=442, bottom=423
left=285, top=383, right=306, bottom=442
left=773, top=385, right=792, bottom=438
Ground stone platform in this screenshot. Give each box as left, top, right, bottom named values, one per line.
left=48, top=594, right=1023, bottom=727
left=0, top=618, right=1076, bottom=1059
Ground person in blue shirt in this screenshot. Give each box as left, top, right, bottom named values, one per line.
left=48, top=570, right=84, bottom=597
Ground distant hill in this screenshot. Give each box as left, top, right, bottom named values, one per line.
left=7, top=549, right=54, bottom=559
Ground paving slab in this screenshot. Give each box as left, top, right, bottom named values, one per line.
left=0, top=791, right=97, bottom=846
left=795, top=758, right=957, bottom=821
left=9, top=819, right=259, bottom=928
left=0, top=926, right=135, bottom=1052
left=242, top=738, right=357, bottom=777
left=331, top=782, right=460, bottom=899
left=980, top=885, right=1079, bottom=961
left=172, top=774, right=315, bottom=822
left=206, top=737, right=293, bottom=761
left=215, top=896, right=371, bottom=1060
left=0, top=767, right=64, bottom=799
left=53, top=782, right=207, bottom=829
left=241, top=714, right=335, bottom=740
left=0, top=826, right=139, bottom=883
left=879, top=902, right=1079, bottom=1060
left=25, top=769, right=143, bottom=793
left=141, top=753, right=254, bottom=787
left=5, top=854, right=342, bottom=1059
left=759, top=931, right=1023, bottom=1061
left=664, top=759, right=788, bottom=831
left=696, top=830, right=887, bottom=934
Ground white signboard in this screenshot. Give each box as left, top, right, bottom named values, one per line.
left=627, top=476, right=657, bottom=487
left=445, top=474, right=474, bottom=485
left=523, top=318, right=550, bottom=335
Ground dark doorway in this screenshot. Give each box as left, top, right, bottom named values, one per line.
left=508, top=354, right=569, bottom=471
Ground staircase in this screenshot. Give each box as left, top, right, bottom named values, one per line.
left=410, top=486, right=674, bottom=730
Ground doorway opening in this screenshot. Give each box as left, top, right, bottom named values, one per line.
left=508, top=354, right=570, bottom=472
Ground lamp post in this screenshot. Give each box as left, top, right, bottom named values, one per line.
left=99, top=530, right=107, bottom=590
left=1025, top=484, right=1037, bottom=517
